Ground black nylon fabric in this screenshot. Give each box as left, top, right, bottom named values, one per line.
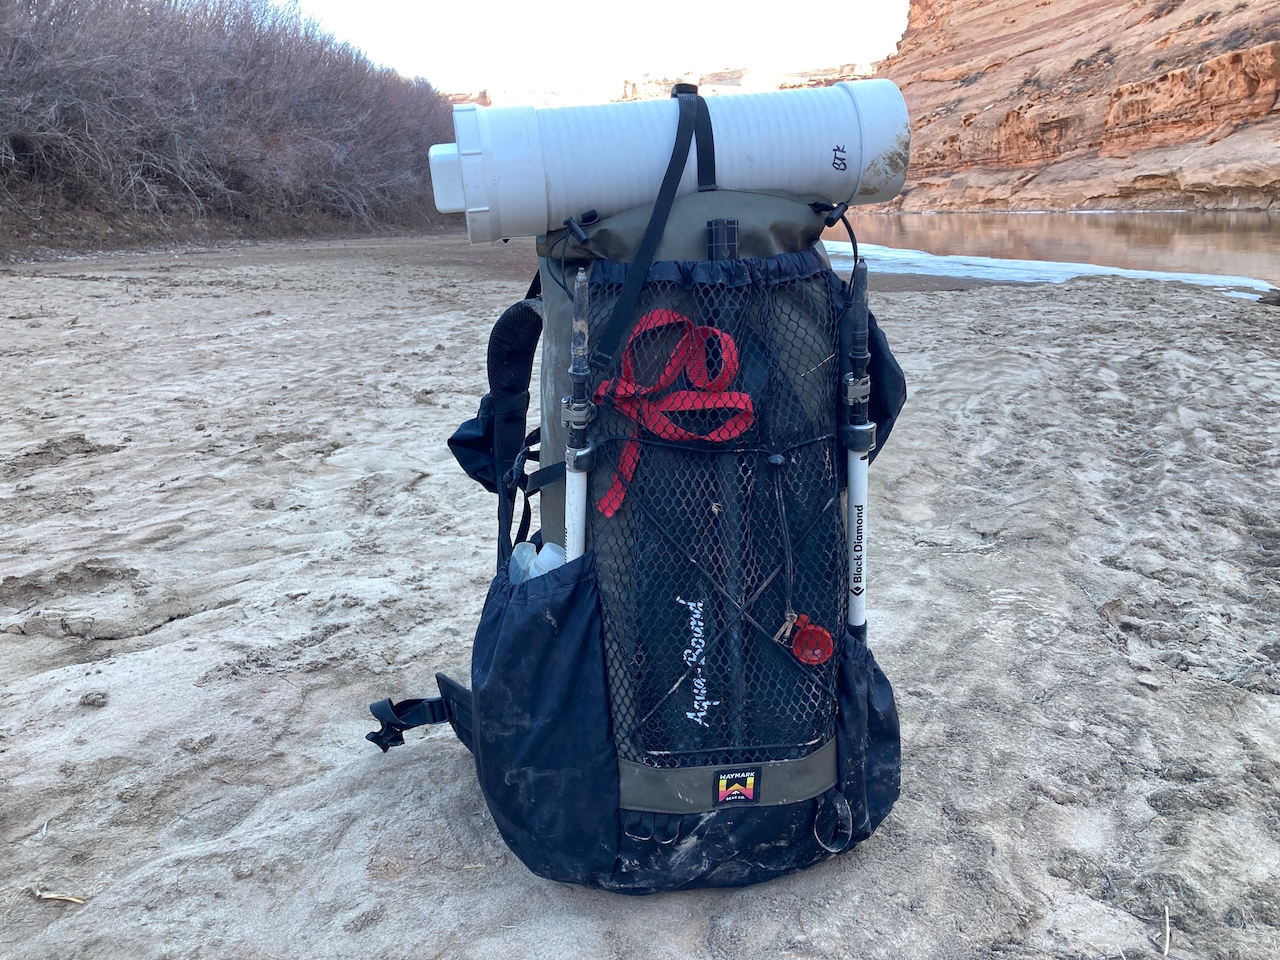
left=463, top=546, right=898, bottom=895
left=435, top=672, right=475, bottom=754
left=470, top=551, right=620, bottom=887
left=866, top=311, right=906, bottom=462
left=376, top=216, right=905, bottom=892
left=607, top=803, right=835, bottom=893
left=834, top=625, right=901, bottom=846
left=601, top=652, right=899, bottom=894
left=857, top=639, right=901, bottom=832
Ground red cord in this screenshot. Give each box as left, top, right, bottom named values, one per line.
left=594, top=309, right=755, bottom=517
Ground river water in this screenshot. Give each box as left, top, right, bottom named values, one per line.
left=822, top=210, right=1278, bottom=294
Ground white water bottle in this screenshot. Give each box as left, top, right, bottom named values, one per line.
left=508, top=541, right=538, bottom=584
left=528, top=542, right=566, bottom=579
left=509, top=541, right=567, bottom=584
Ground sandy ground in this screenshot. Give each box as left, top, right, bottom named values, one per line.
left=2, top=233, right=1278, bottom=960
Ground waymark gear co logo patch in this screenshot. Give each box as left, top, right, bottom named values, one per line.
left=715, top=767, right=761, bottom=806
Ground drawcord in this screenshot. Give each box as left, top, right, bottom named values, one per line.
left=543, top=232, right=572, bottom=298
left=769, top=454, right=797, bottom=643
left=840, top=214, right=859, bottom=308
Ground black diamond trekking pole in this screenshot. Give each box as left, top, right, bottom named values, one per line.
left=838, top=221, right=875, bottom=640
left=563, top=266, right=595, bottom=561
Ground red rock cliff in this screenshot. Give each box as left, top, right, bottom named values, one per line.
left=875, top=0, right=1280, bottom=209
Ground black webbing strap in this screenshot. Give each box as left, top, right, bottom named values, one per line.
left=365, top=697, right=449, bottom=752
left=590, top=88, right=702, bottom=372
left=502, top=427, right=544, bottom=549
left=695, top=96, right=716, bottom=192
left=671, top=81, right=716, bottom=191
left=526, top=460, right=565, bottom=494
left=488, top=300, right=543, bottom=570
left=513, top=490, right=532, bottom=546
left=366, top=673, right=474, bottom=753
left=496, top=445, right=521, bottom=568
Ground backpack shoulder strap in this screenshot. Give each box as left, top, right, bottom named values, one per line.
left=487, top=298, right=543, bottom=567
left=447, top=297, right=546, bottom=568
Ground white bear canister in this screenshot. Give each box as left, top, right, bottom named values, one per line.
left=429, top=79, right=910, bottom=243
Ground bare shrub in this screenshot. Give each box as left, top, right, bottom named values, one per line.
left=0, top=0, right=455, bottom=242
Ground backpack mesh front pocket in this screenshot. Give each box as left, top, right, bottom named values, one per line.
left=587, top=251, right=846, bottom=770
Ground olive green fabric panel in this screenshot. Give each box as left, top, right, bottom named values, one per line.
left=537, top=255, right=577, bottom=548
left=585, top=190, right=830, bottom=263
left=537, top=190, right=832, bottom=265
left=617, top=739, right=837, bottom=814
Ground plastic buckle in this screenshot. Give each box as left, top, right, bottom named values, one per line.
left=365, top=723, right=405, bottom=753
left=420, top=699, right=451, bottom=725
left=563, top=216, right=589, bottom=245
left=365, top=697, right=450, bottom=753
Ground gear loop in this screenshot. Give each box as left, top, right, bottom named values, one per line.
left=813, top=788, right=854, bottom=853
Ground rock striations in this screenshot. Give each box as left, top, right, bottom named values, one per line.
left=875, top=0, right=1280, bottom=209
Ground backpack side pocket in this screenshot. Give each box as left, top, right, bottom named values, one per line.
left=835, top=630, right=901, bottom=843
left=471, top=552, right=619, bottom=885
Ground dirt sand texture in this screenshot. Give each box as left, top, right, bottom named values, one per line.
left=2, top=234, right=1278, bottom=959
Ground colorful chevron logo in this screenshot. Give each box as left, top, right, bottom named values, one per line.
left=716, top=768, right=760, bottom=805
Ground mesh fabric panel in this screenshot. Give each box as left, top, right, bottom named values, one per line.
left=587, top=255, right=846, bottom=769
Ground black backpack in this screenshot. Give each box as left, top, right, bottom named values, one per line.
left=366, top=86, right=907, bottom=894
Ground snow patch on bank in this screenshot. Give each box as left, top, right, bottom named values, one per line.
left=824, top=240, right=1275, bottom=300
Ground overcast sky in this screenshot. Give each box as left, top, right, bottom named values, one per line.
left=290, top=0, right=912, bottom=105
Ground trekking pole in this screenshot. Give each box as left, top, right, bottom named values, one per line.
left=841, top=254, right=875, bottom=635
left=563, top=267, right=594, bottom=562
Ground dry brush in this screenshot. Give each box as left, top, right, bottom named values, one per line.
left=0, top=0, right=455, bottom=249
